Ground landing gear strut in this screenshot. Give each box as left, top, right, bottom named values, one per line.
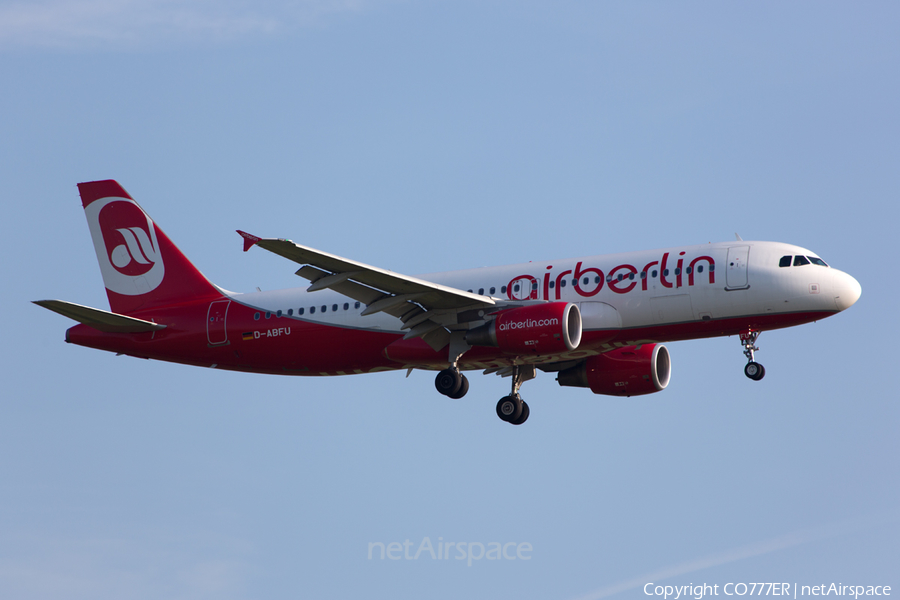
left=496, top=365, right=533, bottom=425
left=740, top=330, right=765, bottom=381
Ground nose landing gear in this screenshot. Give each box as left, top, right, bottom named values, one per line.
left=740, top=330, right=765, bottom=381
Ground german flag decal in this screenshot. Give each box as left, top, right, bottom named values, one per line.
left=242, top=332, right=254, bottom=341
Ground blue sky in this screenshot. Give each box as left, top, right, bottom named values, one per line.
left=1, top=2, right=897, bottom=599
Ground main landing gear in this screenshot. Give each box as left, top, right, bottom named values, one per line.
left=435, top=368, right=469, bottom=399
left=495, top=365, right=533, bottom=426
left=740, top=330, right=766, bottom=381
left=435, top=364, right=532, bottom=425
left=434, top=333, right=472, bottom=399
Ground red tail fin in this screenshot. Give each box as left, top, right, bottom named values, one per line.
left=78, top=180, right=222, bottom=315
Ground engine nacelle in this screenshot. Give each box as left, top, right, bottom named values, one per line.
left=557, top=344, right=670, bottom=397
left=466, top=302, right=582, bottom=355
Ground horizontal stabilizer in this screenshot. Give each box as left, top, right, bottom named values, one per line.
left=32, top=300, right=166, bottom=333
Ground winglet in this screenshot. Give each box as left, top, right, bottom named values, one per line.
left=237, top=230, right=261, bottom=252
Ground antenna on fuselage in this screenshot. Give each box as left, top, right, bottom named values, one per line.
left=734, top=233, right=744, bottom=241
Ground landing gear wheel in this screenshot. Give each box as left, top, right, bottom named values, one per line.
left=744, top=362, right=765, bottom=381
left=447, top=374, right=469, bottom=399
left=496, top=395, right=523, bottom=422
left=510, top=401, right=530, bottom=425
left=435, top=368, right=462, bottom=396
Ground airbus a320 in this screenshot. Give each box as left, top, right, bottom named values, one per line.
left=35, top=180, right=862, bottom=425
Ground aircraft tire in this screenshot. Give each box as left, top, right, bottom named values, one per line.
left=744, top=362, right=765, bottom=381
left=496, top=395, right=522, bottom=422
left=447, top=374, right=469, bottom=399
left=435, top=368, right=462, bottom=396
left=510, top=401, right=529, bottom=425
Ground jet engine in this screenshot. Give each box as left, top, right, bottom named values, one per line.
left=466, top=302, right=582, bottom=355
left=557, top=344, right=670, bottom=396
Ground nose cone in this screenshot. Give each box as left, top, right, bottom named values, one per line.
left=833, top=270, right=862, bottom=311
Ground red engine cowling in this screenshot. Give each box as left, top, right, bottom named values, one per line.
left=557, top=344, right=670, bottom=396
left=466, top=302, right=582, bottom=355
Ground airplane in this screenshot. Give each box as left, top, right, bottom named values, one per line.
left=34, top=180, right=862, bottom=425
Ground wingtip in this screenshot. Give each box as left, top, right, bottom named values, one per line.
left=236, top=230, right=261, bottom=252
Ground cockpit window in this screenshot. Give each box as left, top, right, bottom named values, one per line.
left=793, top=255, right=810, bottom=266
left=779, top=256, right=792, bottom=267
left=808, top=256, right=829, bottom=267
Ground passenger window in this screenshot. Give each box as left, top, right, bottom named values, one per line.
left=594, top=276, right=600, bottom=283
left=709, top=265, right=715, bottom=272
left=287, top=309, right=293, bottom=316
left=652, top=270, right=658, bottom=278
left=583, top=277, right=589, bottom=285
left=298, top=308, right=304, bottom=315
left=617, top=274, right=623, bottom=282
left=276, top=310, right=282, bottom=317
left=355, top=302, right=361, bottom=309
left=561, top=280, right=567, bottom=287
left=533, top=282, right=539, bottom=290
left=663, top=269, right=669, bottom=276
left=794, top=256, right=810, bottom=266
left=779, top=255, right=792, bottom=268
left=697, top=265, right=703, bottom=273
left=310, top=306, right=315, bottom=314
left=332, top=304, right=338, bottom=312
left=265, top=312, right=271, bottom=319
left=513, top=284, right=520, bottom=292
left=628, top=273, right=635, bottom=280
left=674, top=268, right=681, bottom=276
left=640, top=272, right=646, bottom=279
left=321, top=305, right=327, bottom=312
left=343, top=303, right=349, bottom=310
left=549, top=281, right=555, bottom=288
left=478, top=288, right=484, bottom=295
left=501, top=286, right=507, bottom=294
left=489, top=287, right=496, bottom=294
left=254, top=312, right=260, bottom=320
left=685, top=267, right=692, bottom=275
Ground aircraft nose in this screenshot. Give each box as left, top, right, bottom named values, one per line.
left=832, top=270, right=862, bottom=311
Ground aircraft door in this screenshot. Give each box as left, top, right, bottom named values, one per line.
left=725, top=246, right=750, bottom=290
left=207, top=300, right=231, bottom=345
left=508, top=276, right=537, bottom=300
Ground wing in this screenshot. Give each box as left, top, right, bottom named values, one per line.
left=237, top=231, right=501, bottom=350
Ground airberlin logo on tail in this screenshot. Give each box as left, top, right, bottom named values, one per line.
left=110, top=227, right=159, bottom=270
left=498, top=318, right=559, bottom=331
left=85, top=197, right=165, bottom=296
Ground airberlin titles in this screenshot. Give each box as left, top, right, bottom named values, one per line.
left=506, top=251, right=716, bottom=301
left=497, top=317, right=560, bottom=331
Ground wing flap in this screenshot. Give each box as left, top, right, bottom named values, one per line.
left=33, top=300, right=166, bottom=333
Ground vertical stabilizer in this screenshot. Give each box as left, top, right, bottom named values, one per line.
left=78, top=180, right=221, bottom=314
